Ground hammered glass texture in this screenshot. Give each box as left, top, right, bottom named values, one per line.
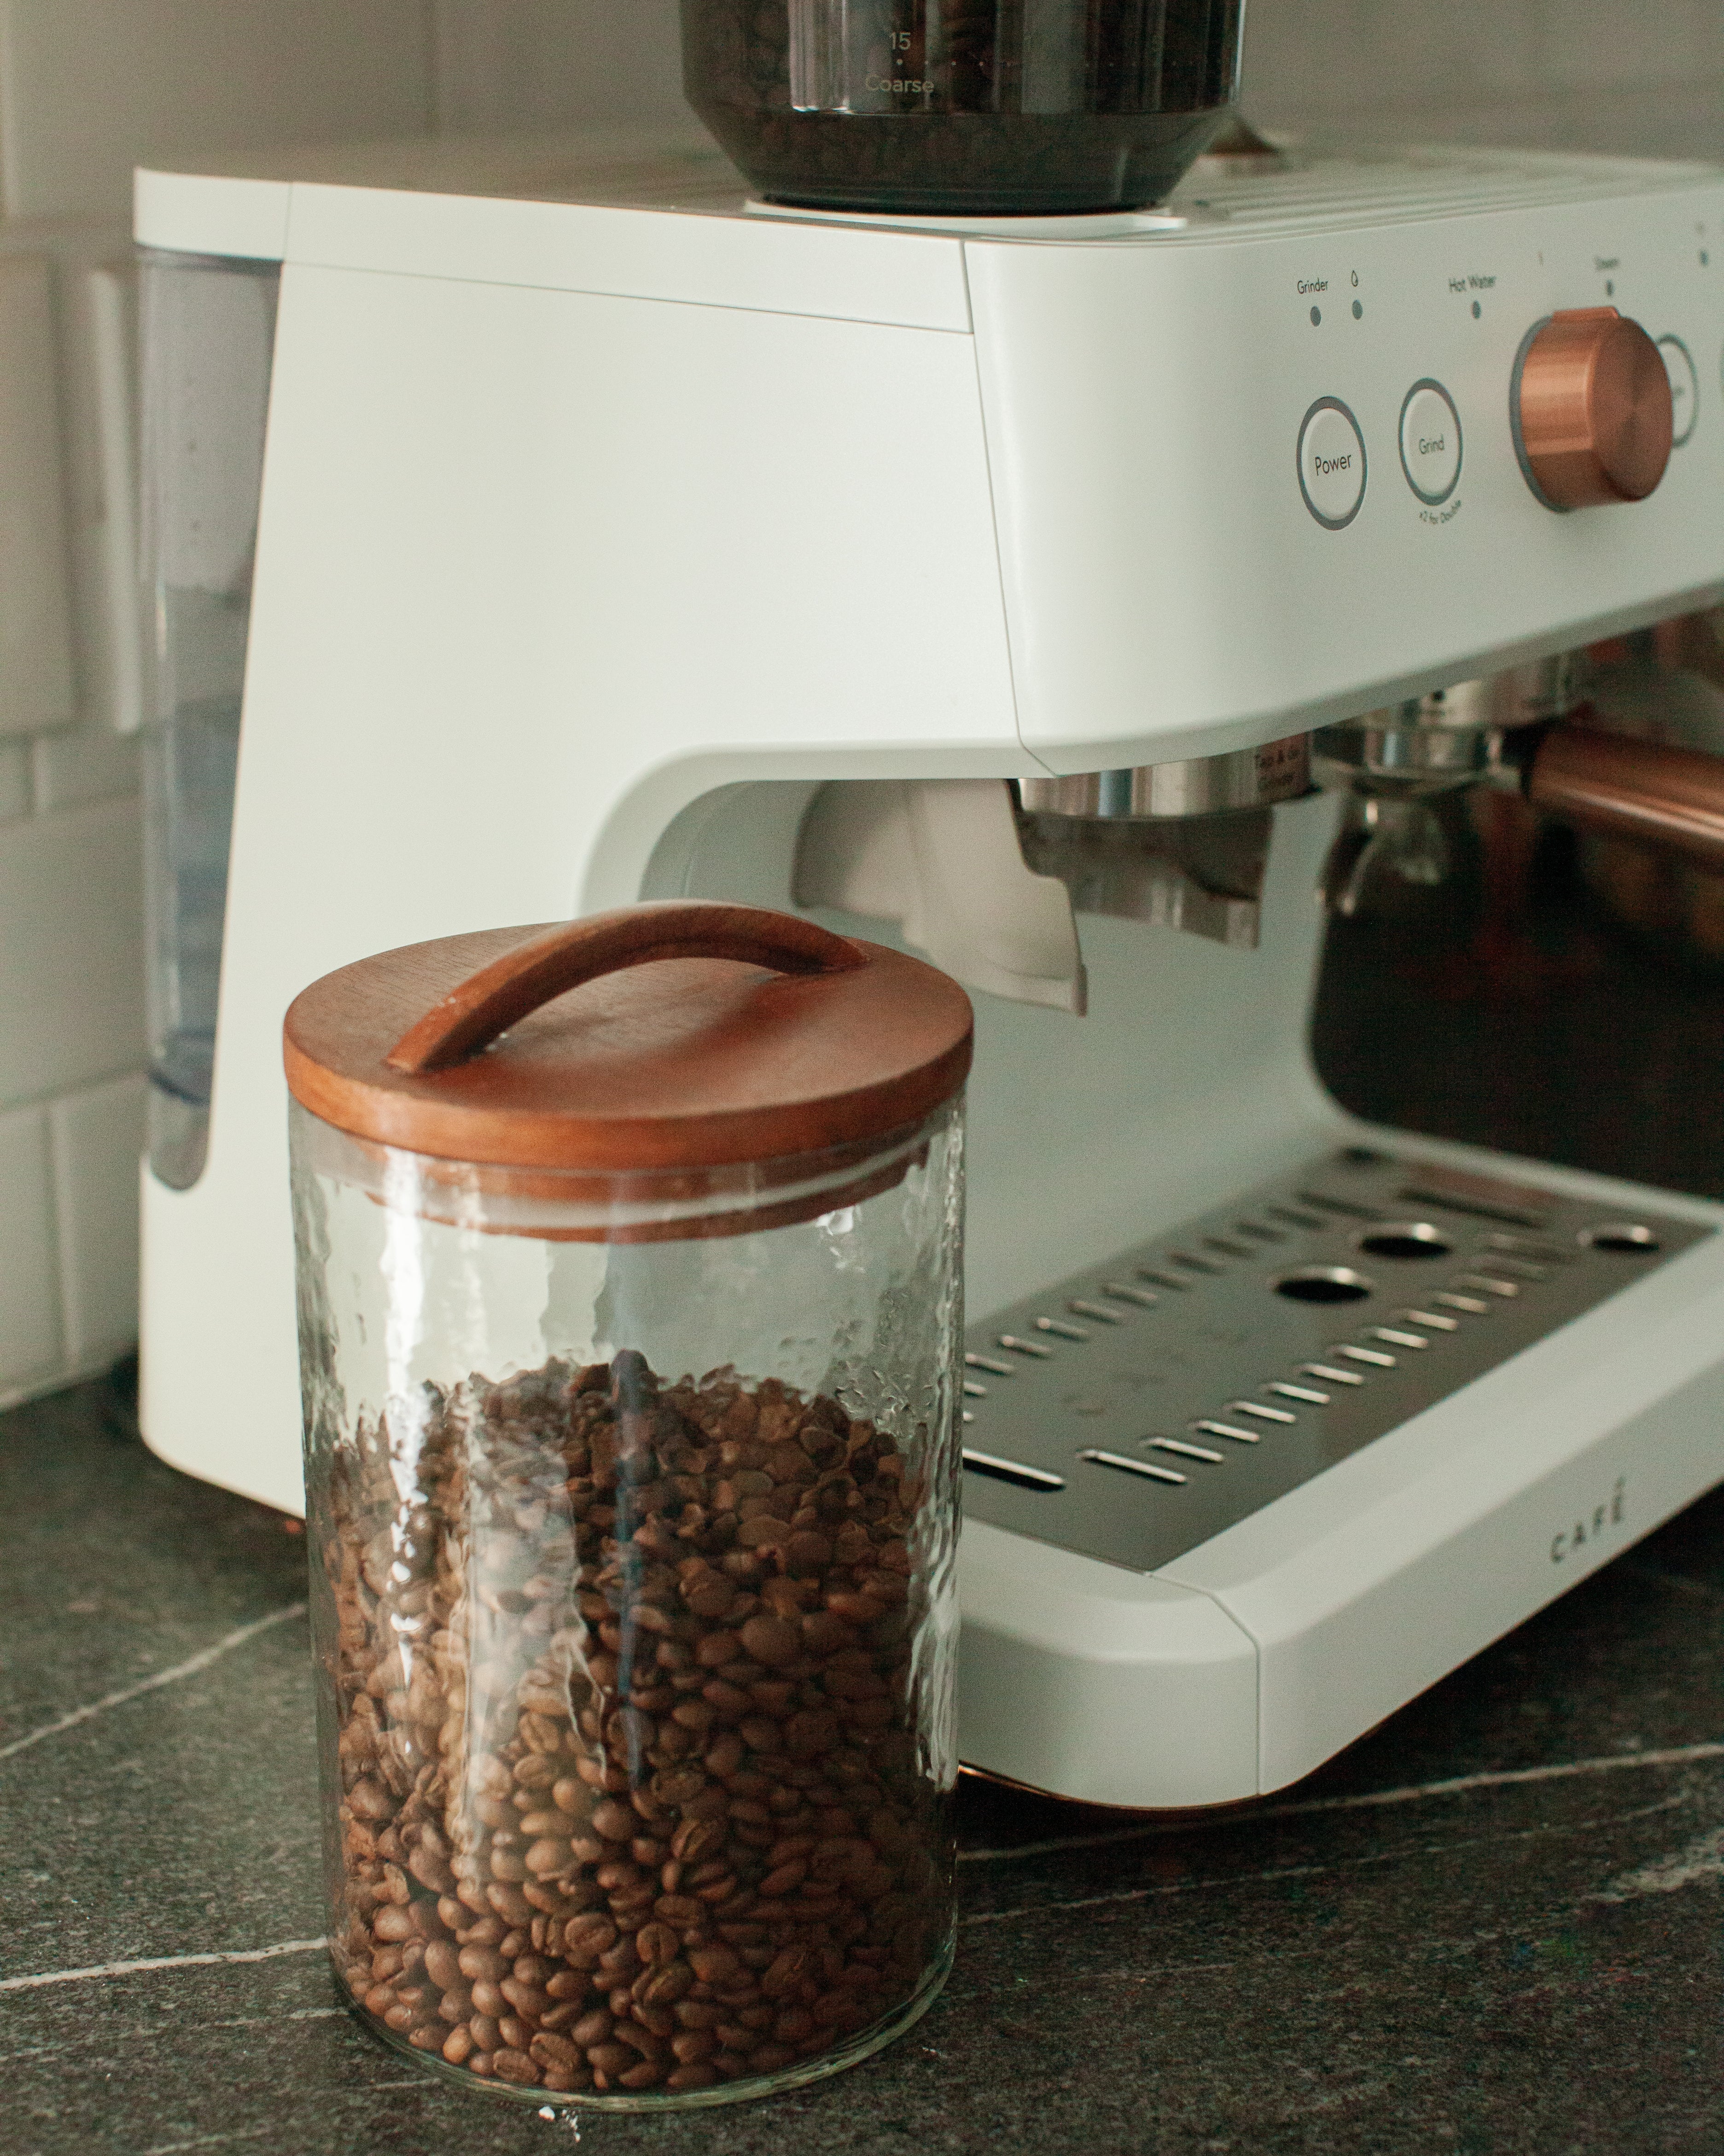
left=291, top=1101, right=964, bottom=2109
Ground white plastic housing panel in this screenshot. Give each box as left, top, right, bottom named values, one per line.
left=135, top=139, right=1724, bottom=776
left=136, top=136, right=972, bottom=331
left=136, top=172, right=294, bottom=264
left=140, top=262, right=1019, bottom=1510
left=966, top=184, right=1724, bottom=770
left=284, top=184, right=973, bottom=332
left=957, top=1520, right=1259, bottom=1809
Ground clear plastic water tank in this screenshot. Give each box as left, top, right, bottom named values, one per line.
left=139, top=250, right=279, bottom=1188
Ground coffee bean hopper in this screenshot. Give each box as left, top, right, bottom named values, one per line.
left=136, top=85, right=1724, bottom=1809
left=682, top=0, right=1244, bottom=215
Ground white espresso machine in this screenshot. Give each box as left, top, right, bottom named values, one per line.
left=135, top=127, right=1724, bottom=1808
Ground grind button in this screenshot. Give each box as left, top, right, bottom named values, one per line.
left=1399, top=379, right=1462, bottom=503
left=1297, top=398, right=1367, bottom=528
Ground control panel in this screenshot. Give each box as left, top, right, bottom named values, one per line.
left=961, top=156, right=1724, bottom=765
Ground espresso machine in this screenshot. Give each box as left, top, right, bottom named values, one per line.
left=135, top=111, right=1724, bottom=1807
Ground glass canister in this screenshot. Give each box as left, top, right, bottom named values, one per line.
left=681, top=0, right=1245, bottom=215
left=284, top=903, right=973, bottom=2108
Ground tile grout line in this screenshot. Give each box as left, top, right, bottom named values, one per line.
left=0, top=1937, right=329, bottom=1994
left=958, top=1739, right=1724, bottom=1864
left=42, top=1085, right=80, bottom=1369
left=0, top=1600, right=308, bottom=1764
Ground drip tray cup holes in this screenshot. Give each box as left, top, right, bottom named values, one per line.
left=1274, top=1265, right=1375, bottom=1304
left=1581, top=1224, right=1661, bottom=1254
left=1357, top=1223, right=1452, bottom=1260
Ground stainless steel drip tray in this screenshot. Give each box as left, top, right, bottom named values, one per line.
left=959, top=1145, right=1712, bottom=1574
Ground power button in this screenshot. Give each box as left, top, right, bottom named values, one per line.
left=1297, top=398, right=1367, bottom=529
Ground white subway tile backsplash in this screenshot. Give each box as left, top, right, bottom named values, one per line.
left=0, top=736, right=27, bottom=820
left=32, top=724, right=140, bottom=811
left=0, top=796, right=143, bottom=1110
left=0, top=1100, right=63, bottom=1396
left=430, top=0, right=685, bottom=135
left=0, top=252, right=76, bottom=740
left=1538, top=0, right=1717, bottom=92
left=48, top=1071, right=144, bottom=1366
left=1244, top=0, right=1724, bottom=161
left=0, top=0, right=437, bottom=224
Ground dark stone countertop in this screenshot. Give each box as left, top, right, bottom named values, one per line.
left=6, top=896, right=1724, bottom=2156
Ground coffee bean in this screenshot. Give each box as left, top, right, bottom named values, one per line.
left=667, top=2062, right=721, bottom=2091
left=591, top=1800, right=635, bottom=1842
left=670, top=1817, right=726, bottom=1866
left=761, top=1946, right=811, bottom=1998
left=492, top=2047, right=540, bottom=2085
left=683, top=1577, right=734, bottom=1620
left=636, top=1923, right=680, bottom=1966
left=784, top=1532, right=833, bottom=1577
left=639, top=1960, right=694, bottom=2007
left=737, top=1614, right=799, bottom=1668
left=529, top=2031, right=582, bottom=2071
left=633, top=1998, right=678, bottom=2040
left=564, top=1913, right=617, bottom=1963
left=500, top=1977, right=550, bottom=2021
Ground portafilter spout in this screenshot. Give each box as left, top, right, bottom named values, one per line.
left=1312, top=657, right=1583, bottom=917
left=1315, top=652, right=1724, bottom=917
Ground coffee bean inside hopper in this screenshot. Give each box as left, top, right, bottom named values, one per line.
left=319, top=1349, right=949, bottom=2099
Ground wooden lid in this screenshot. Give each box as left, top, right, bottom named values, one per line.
left=282, top=902, right=973, bottom=1171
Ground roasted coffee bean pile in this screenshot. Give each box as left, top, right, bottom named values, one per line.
left=318, top=1350, right=950, bottom=2101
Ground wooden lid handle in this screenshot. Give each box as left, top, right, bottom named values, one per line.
left=385, top=902, right=865, bottom=1076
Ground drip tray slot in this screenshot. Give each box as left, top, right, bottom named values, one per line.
left=960, top=1146, right=1711, bottom=1573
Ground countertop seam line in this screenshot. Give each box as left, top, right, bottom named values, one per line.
left=958, top=1738, right=1724, bottom=1865
left=0, top=1601, right=308, bottom=1765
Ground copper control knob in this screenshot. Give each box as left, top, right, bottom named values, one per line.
left=1511, top=307, right=1673, bottom=509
